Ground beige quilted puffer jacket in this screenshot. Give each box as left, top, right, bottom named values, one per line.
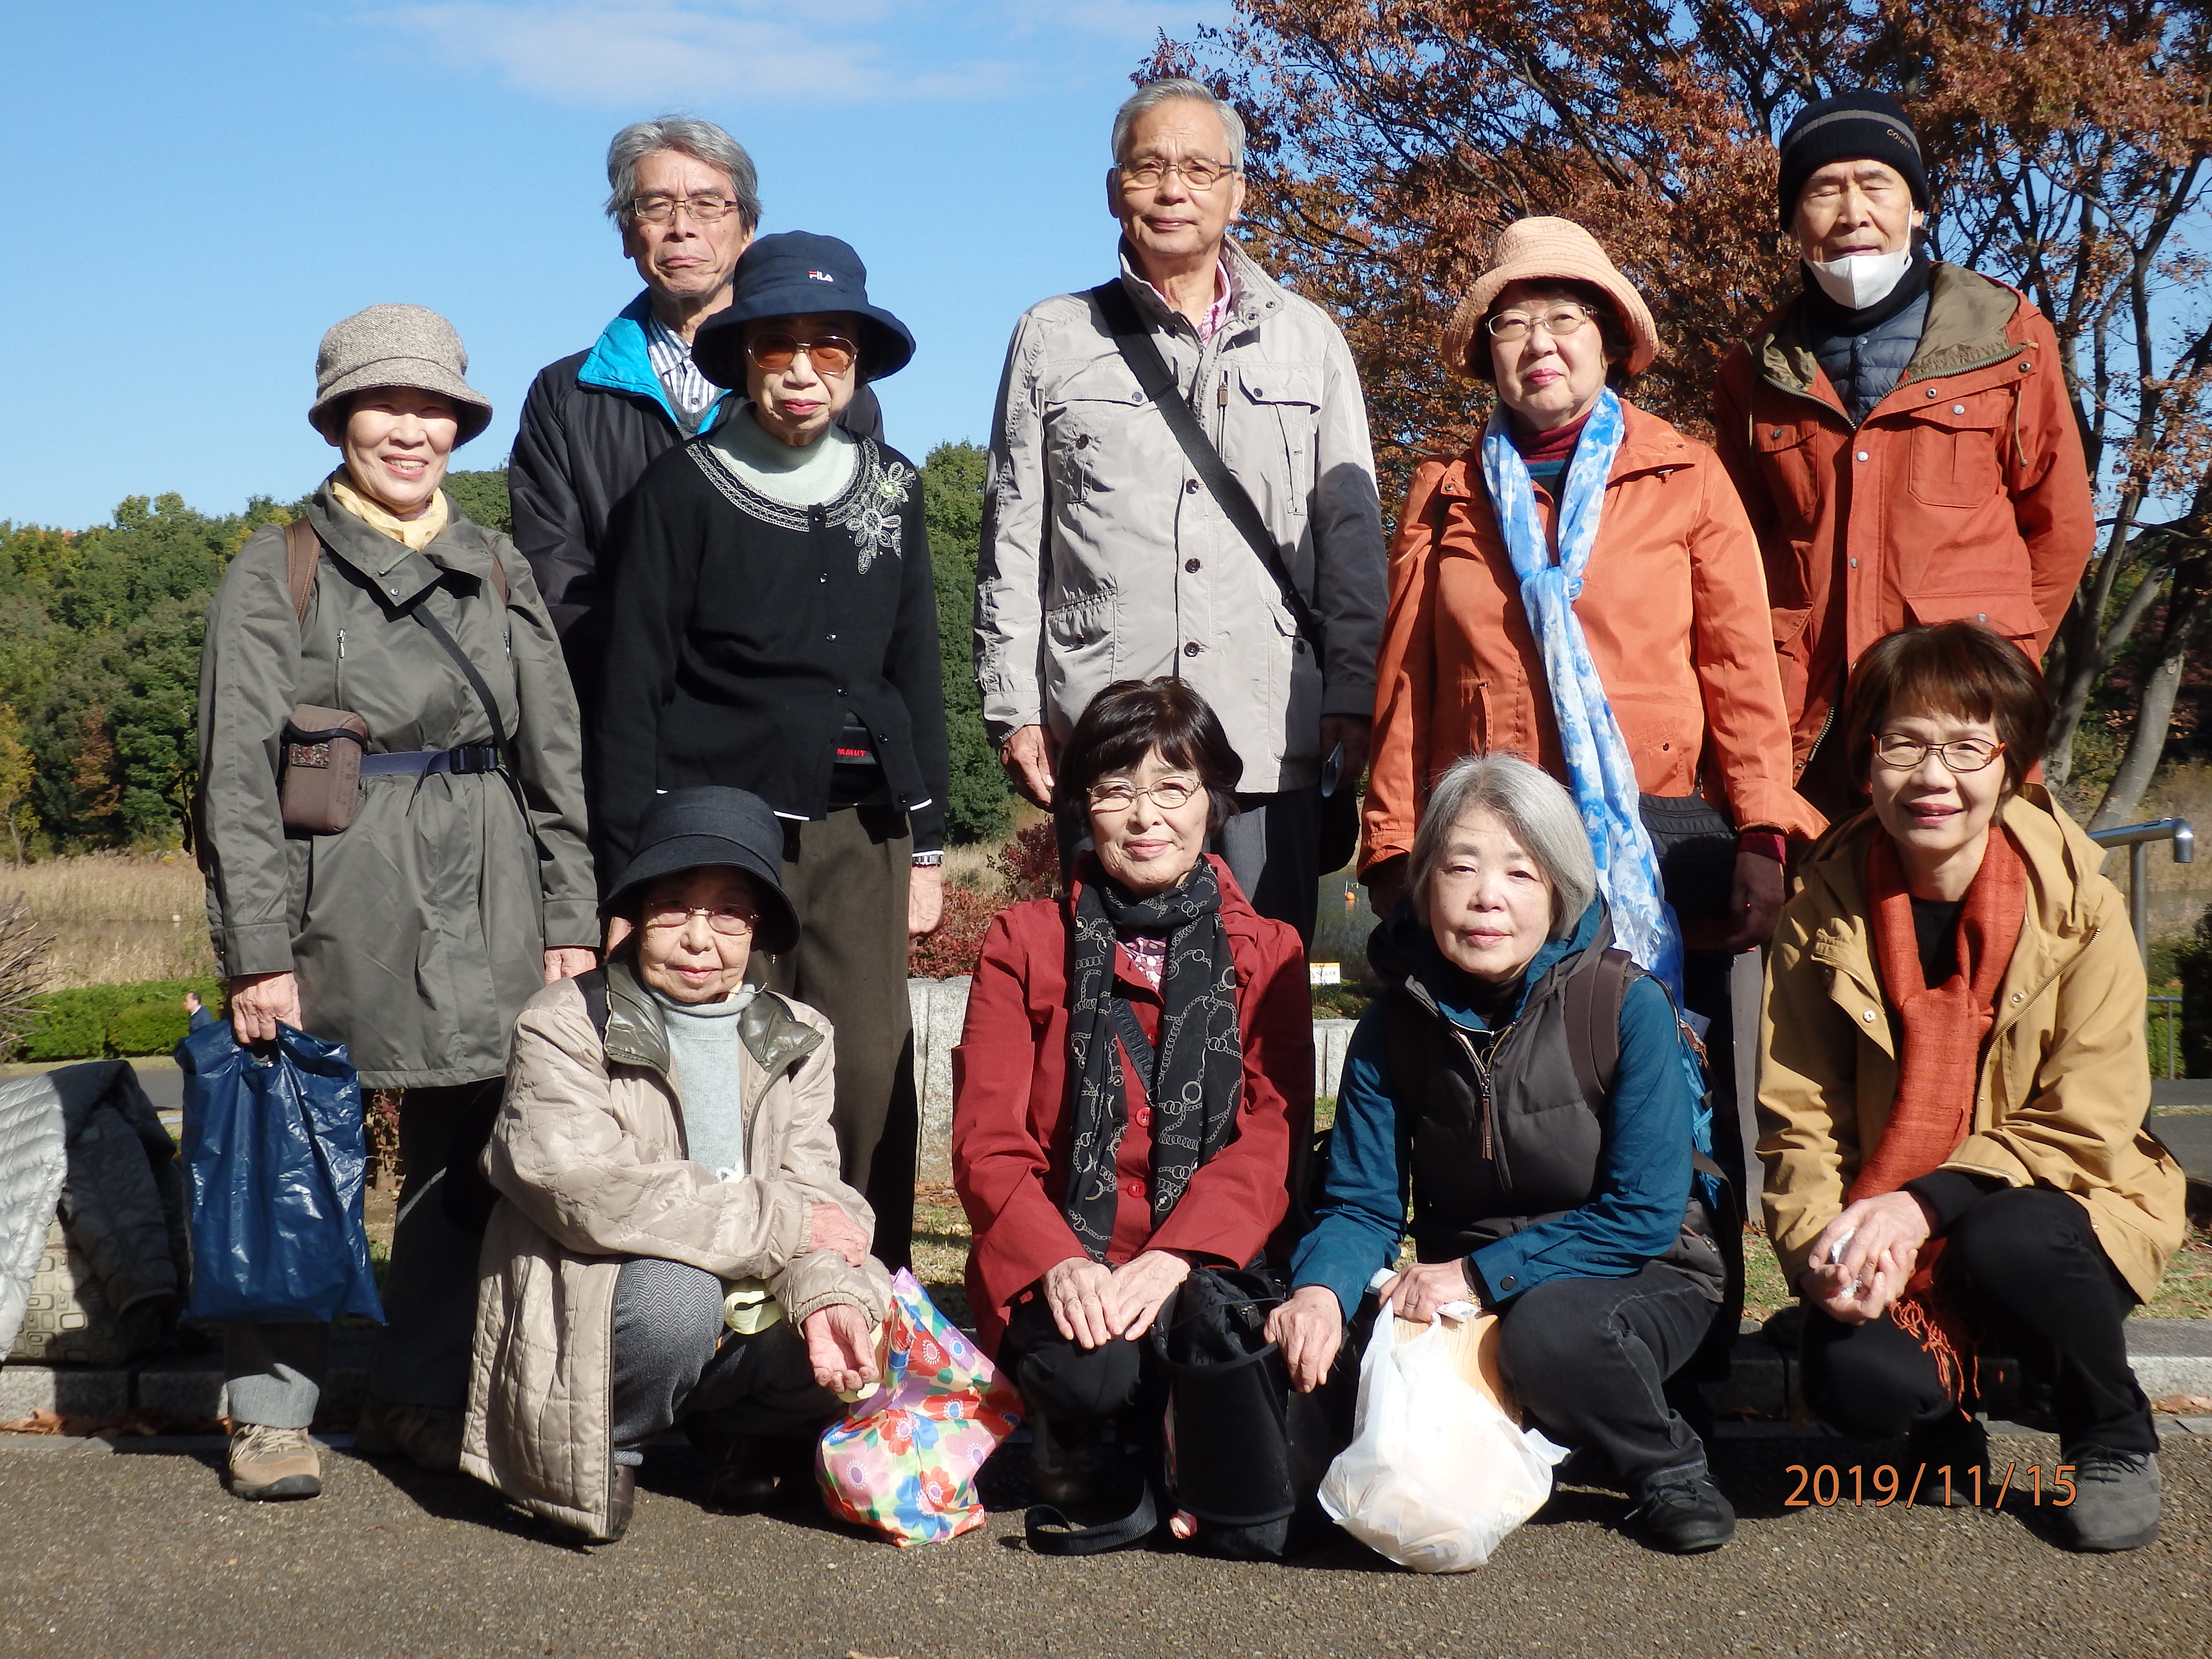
left=462, top=962, right=890, bottom=1538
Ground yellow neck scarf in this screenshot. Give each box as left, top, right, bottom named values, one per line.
left=331, top=477, right=450, bottom=551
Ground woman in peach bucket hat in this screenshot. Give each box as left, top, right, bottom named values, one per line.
left=1357, top=222, right=1823, bottom=1439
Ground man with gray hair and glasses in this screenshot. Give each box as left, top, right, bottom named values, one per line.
left=513, top=115, right=881, bottom=721
left=976, top=79, right=1386, bottom=941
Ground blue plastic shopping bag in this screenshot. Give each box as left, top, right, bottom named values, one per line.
left=177, top=1020, right=384, bottom=1324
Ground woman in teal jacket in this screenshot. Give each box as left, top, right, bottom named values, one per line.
left=1268, top=754, right=1730, bottom=1553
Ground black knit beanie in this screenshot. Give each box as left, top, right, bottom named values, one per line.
left=1777, top=92, right=1930, bottom=229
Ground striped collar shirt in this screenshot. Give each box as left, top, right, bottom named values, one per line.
left=644, top=311, right=722, bottom=428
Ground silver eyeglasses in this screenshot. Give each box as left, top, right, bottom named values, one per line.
left=629, top=194, right=742, bottom=226
left=641, top=902, right=758, bottom=936
left=1087, top=778, right=1202, bottom=814
left=1485, top=305, right=1597, bottom=343
left=1118, top=156, right=1238, bottom=190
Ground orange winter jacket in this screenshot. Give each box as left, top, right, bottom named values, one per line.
left=1363, top=400, right=1825, bottom=879
left=1713, top=265, right=2093, bottom=772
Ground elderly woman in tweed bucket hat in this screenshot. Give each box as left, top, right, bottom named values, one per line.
left=194, top=304, right=597, bottom=1503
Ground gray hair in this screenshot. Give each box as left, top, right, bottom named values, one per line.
left=1408, top=755, right=1598, bottom=938
left=1111, top=78, right=1246, bottom=171
left=604, top=116, right=761, bottom=230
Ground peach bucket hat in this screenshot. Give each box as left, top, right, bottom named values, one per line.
left=1442, top=217, right=1660, bottom=381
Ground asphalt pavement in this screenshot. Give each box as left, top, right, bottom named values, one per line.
left=2, top=1428, right=2205, bottom=1659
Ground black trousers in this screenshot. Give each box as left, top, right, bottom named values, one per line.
left=1801, top=1186, right=2155, bottom=1454
left=1000, top=1295, right=1162, bottom=1436
left=607, top=1258, right=842, bottom=1460
left=1494, top=1262, right=1724, bottom=1489
left=366, top=1078, right=505, bottom=1410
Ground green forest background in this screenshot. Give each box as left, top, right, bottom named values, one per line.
left=0, top=443, right=1014, bottom=858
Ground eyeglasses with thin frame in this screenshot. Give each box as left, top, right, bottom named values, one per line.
left=629, top=194, right=743, bottom=226
left=744, top=333, right=859, bottom=375
left=1486, top=305, right=1597, bottom=343
left=1871, top=733, right=2007, bottom=774
left=641, top=902, right=758, bottom=937
left=1088, top=777, right=1202, bottom=814
left=1118, top=156, right=1239, bottom=191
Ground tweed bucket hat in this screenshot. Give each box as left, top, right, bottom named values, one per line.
left=308, top=304, right=494, bottom=444
left=1443, top=217, right=1660, bottom=381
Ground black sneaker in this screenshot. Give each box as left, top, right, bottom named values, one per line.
left=2063, top=1446, right=2160, bottom=1552
left=1625, top=1470, right=1735, bottom=1553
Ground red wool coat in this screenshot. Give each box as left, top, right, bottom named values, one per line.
left=950, top=856, right=1312, bottom=1356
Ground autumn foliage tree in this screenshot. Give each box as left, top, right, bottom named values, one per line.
left=1156, top=0, right=2212, bottom=821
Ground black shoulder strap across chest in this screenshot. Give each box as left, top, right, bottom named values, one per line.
left=576, top=968, right=610, bottom=1040
left=1089, top=279, right=1324, bottom=654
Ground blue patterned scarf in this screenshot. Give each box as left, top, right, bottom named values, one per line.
left=1479, top=388, right=1683, bottom=998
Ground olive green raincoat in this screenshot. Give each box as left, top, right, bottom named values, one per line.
left=196, top=478, right=597, bottom=1088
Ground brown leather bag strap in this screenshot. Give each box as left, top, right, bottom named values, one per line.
left=283, top=517, right=320, bottom=630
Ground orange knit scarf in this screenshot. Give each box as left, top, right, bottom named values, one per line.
left=1854, top=826, right=2026, bottom=1400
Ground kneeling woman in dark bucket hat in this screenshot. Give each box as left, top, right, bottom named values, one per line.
left=594, top=231, right=948, bottom=1271
left=465, top=787, right=892, bottom=1543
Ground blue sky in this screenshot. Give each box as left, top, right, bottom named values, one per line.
left=0, top=1, right=1226, bottom=528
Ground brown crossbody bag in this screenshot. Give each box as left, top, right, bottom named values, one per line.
left=277, top=518, right=509, bottom=834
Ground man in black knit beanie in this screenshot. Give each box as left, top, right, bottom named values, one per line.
left=1712, top=91, right=2093, bottom=822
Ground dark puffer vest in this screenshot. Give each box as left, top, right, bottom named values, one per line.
left=1371, top=912, right=1723, bottom=1294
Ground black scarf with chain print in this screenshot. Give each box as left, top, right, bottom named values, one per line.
left=1061, top=855, right=1244, bottom=1259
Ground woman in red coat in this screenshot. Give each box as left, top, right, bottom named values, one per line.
left=952, top=678, right=1312, bottom=1512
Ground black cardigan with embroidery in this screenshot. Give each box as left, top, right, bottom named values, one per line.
left=594, top=433, right=949, bottom=868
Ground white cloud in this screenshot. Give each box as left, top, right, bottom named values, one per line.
left=383, top=0, right=1022, bottom=105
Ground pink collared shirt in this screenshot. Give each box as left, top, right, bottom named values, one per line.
left=1148, top=258, right=1236, bottom=342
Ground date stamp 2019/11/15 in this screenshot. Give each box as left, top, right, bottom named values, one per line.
left=1783, top=1462, right=2077, bottom=1508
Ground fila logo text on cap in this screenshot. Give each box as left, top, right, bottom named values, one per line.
left=807, top=270, right=836, bottom=282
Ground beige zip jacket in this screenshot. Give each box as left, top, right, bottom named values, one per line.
left=976, top=240, right=1387, bottom=793
left=1758, top=787, right=2185, bottom=1301
left=462, top=964, right=890, bottom=1539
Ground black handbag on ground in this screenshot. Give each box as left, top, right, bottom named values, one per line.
left=1638, top=792, right=1738, bottom=920
left=1093, top=282, right=1360, bottom=858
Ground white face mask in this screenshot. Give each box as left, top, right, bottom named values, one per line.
left=1805, top=247, right=1914, bottom=310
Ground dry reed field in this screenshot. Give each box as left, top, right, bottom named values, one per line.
left=1, top=854, right=214, bottom=989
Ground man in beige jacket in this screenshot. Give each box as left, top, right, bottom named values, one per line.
left=977, top=78, right=1387, bottom=941
left=464, top=789, right=890, bottom=1543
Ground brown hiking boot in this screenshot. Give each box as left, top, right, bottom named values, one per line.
left=353, top=1396, right=463, bottom=1473
left=228, top=1423, right=322, bottom=1501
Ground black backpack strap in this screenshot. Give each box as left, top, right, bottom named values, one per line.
left=1562, top=946, right=1637, bottom=1106
left=575, top=968, right=609, bottom=1040
left=1024, top=1480, right=1160, bottom=1556
left=1090, top=280, right=1324, bottom=654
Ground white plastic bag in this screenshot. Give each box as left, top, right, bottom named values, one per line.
left=1318, top=1309, right=1567, bottom=1572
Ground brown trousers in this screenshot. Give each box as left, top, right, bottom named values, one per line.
left=761, top=805, right=917, bottom=1269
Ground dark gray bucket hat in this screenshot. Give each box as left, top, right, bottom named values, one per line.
left=603, top=787, right=798, bottom=954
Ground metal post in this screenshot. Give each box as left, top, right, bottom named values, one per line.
left=2085, top=817, right=2194, bottom=970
